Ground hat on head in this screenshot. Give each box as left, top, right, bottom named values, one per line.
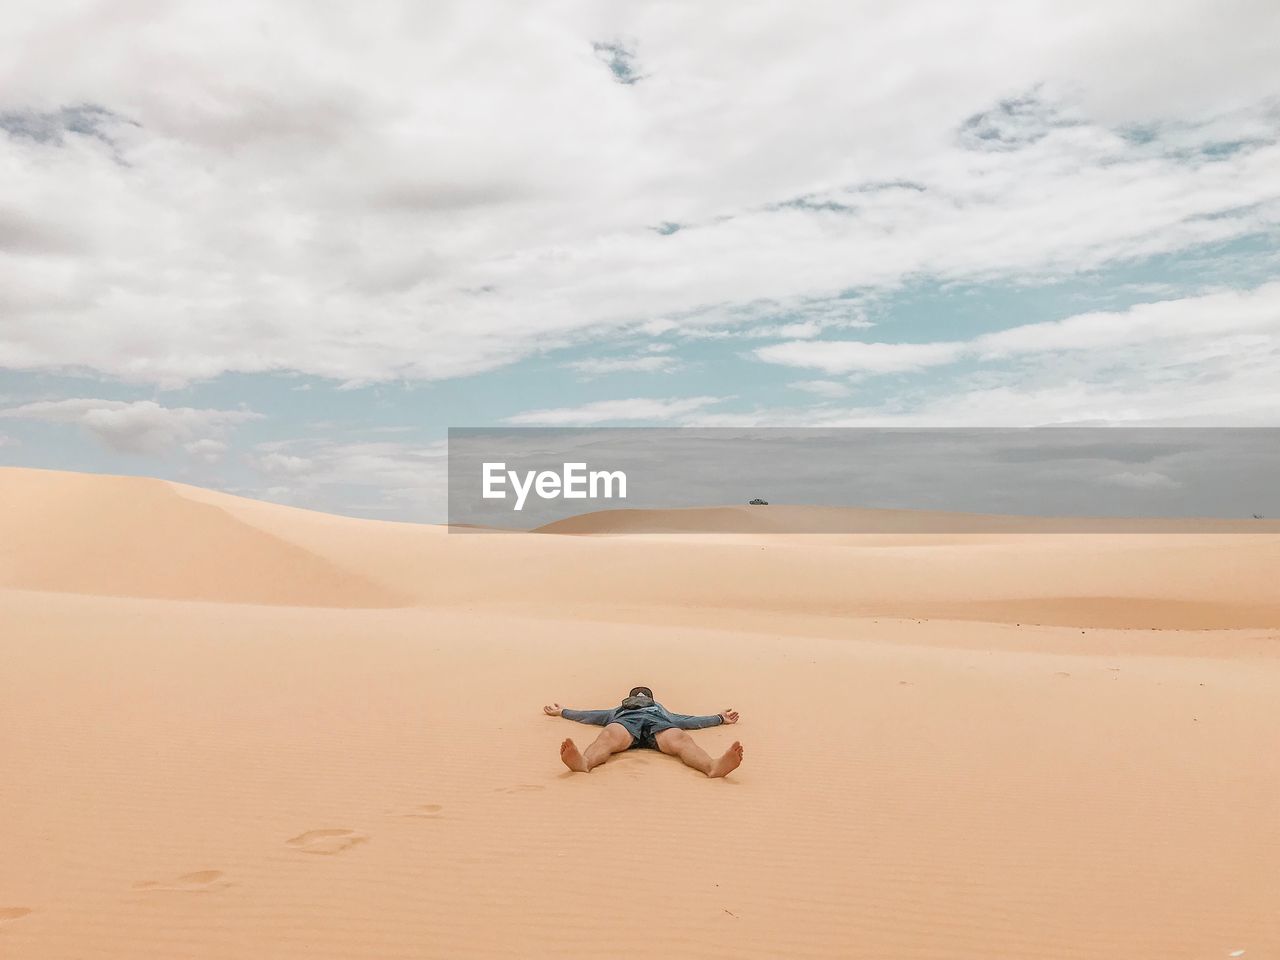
left=628, top=686, right=654, bottom=699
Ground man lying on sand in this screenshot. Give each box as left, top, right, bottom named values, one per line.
left=543, top=686, right=743, bottom=778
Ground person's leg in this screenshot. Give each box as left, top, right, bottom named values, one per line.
left=560, top=722, right=633, bottom=773
left=653, top=728, right=744, bottom=778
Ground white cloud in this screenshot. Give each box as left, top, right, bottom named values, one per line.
left=695, top=282, right=1280, bottom=426
left=564, top=354, right=680, bottom=376
left=505, top=396, right=724, bottom=425
left=0, top=398, right=260, bottom=454
left=247, top=438, right=447, bottom=520
left=0, top=2, right=1277, bottom=387
left=973, top=284, right=1280, bottom=358
left=1100, top=471, right=1182, bottom=490
left=758, top=340, right=965, bottom=374
left=257, top=452, right=314, bottom=476
left=789, top=380, right=852, bottom=398
left=757, top=281, right=1280, bottom=388
left=669, top=298, right=874, bottom=340
left=742, top=321, right=824, bottom=339
left=183, top=437, right=228, bottom=464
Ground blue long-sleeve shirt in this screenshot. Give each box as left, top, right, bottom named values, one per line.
left=561, top=701, right=724, bottom=729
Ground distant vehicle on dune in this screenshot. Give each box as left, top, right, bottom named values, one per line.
left=748, top=498, right=768, bottom=505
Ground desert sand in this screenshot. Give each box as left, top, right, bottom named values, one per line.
left=1, top=465, right=1277, bottom=959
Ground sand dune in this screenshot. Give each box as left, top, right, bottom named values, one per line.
left=1, top=467, right=1278, bottom=959
left=536, top=503, right=1280, bottom=535
left=0, top=468, right=410, bottom=607
left=6, top=467, right=1277, bottom=630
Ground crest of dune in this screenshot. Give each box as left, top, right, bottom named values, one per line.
left=0, top=468, right=411, bottom=607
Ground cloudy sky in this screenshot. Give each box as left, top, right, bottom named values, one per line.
left=2, top=0, right=1279, bottom=519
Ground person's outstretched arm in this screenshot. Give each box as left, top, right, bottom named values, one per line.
left=543, top=703, right=613, bottom=725
left=670, top=707, right=739, bottom=729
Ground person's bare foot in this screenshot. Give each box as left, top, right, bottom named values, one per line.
left=560, top=738, right=589, bottom=773
left=708, top=741, right=743, bottom=778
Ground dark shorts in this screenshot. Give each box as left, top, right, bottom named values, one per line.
left=610, top=713, right=678, bottom=750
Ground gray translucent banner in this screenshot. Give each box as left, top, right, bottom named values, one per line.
left=447, top=428, right=1280, bottom=532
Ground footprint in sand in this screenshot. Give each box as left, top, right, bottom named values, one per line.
left=397, top=804, right=444, bottom=819
left=286, top=829, right=368, bottom=855
left=133, top=870, right=230, bottom=893
left=1055, top=671, right=1072, bottom=678
left=1, top=907, right=33, bottom=925
left=495, top=784, right=544, bottom=794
